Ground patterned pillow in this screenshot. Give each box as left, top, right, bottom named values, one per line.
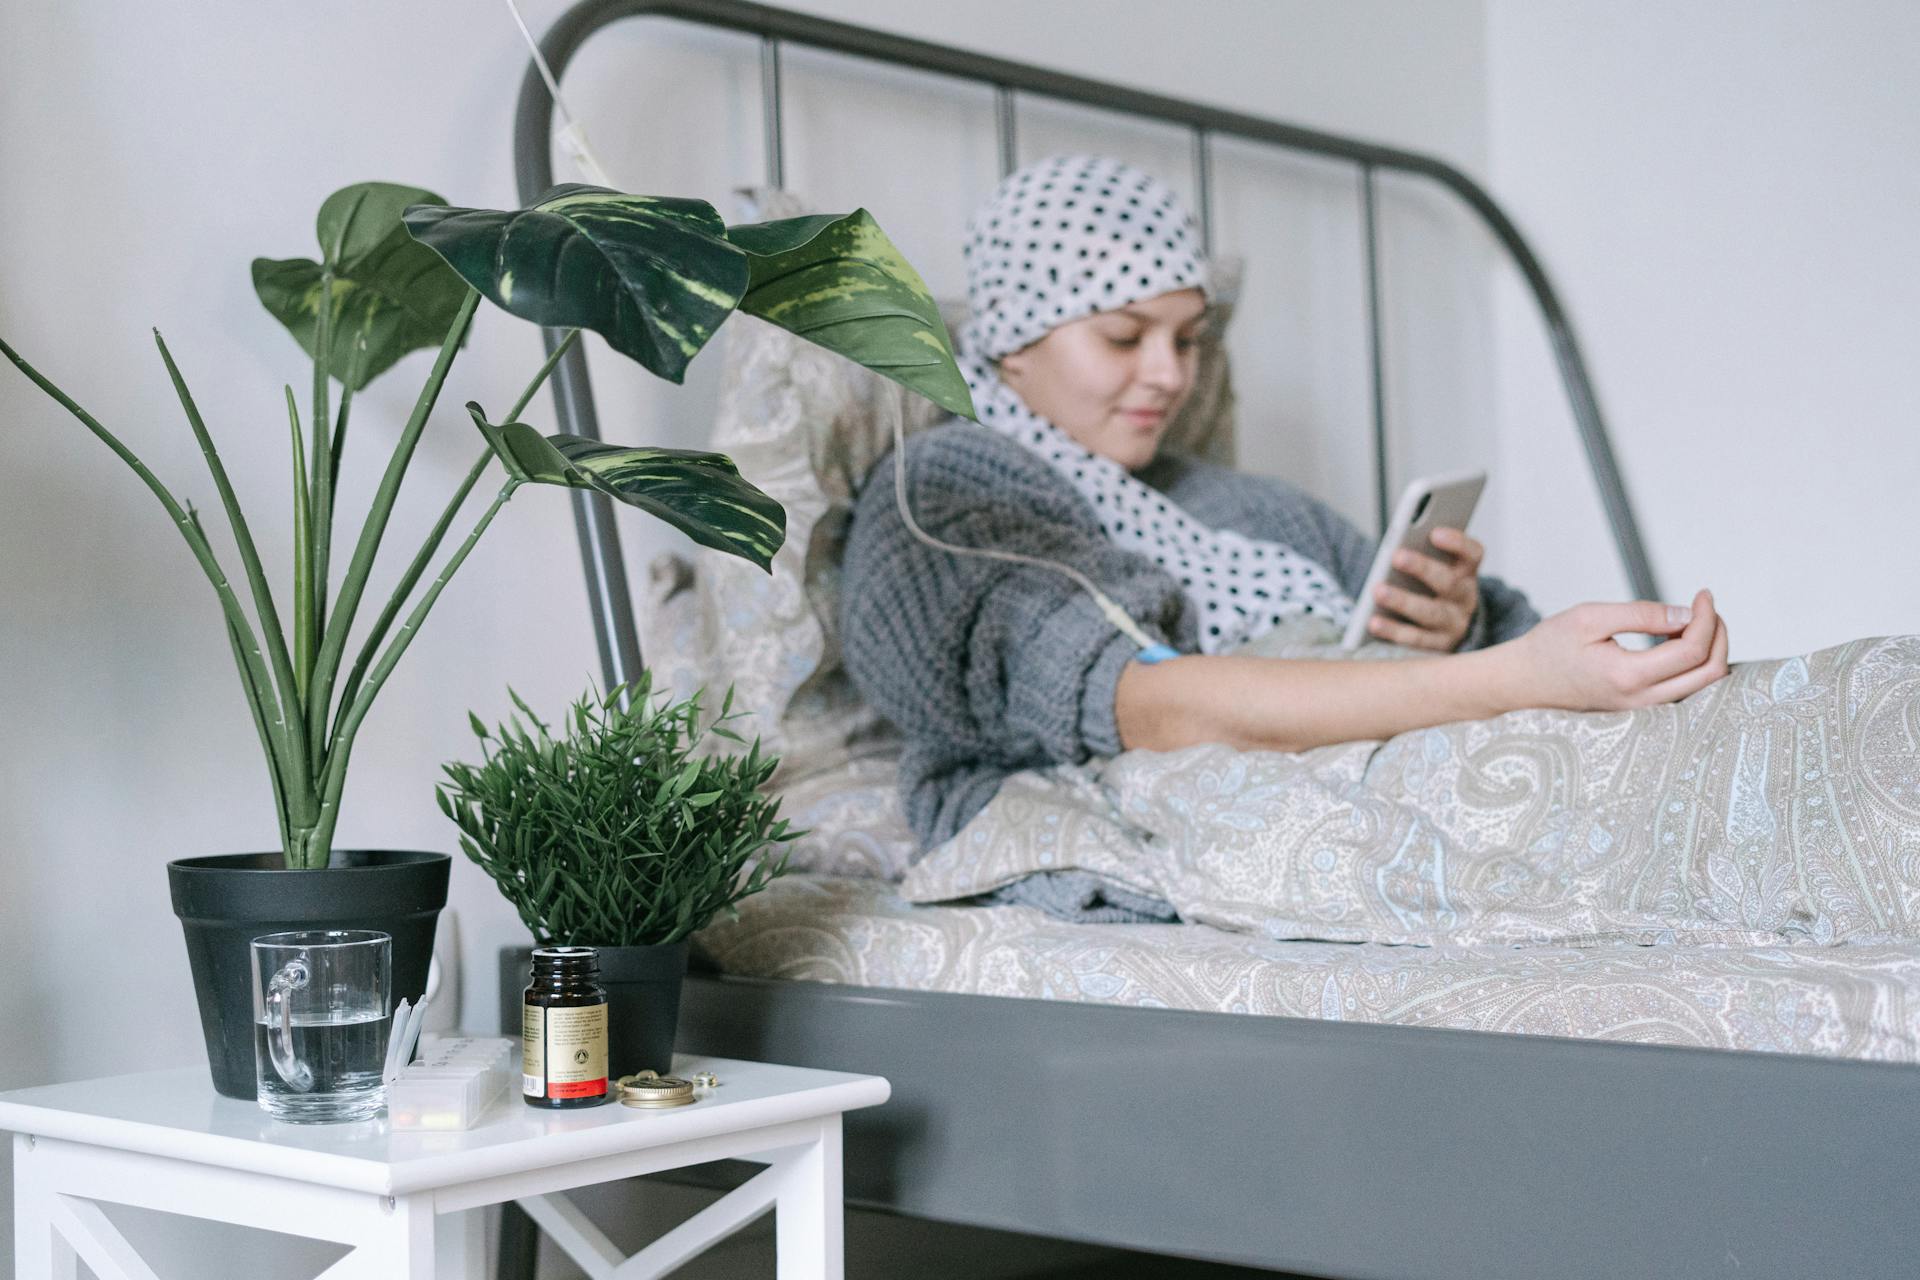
left=637, top=188, right=1244, bottom=880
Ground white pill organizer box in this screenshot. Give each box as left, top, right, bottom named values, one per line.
left=386, top=1035, right=517, bottom=1130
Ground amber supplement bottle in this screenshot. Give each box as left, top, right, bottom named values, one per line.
left=522, top=946, right=609, bottom=1108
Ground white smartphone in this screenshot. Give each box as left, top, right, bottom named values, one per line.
left=1340, top=469, right=1488, bottom=650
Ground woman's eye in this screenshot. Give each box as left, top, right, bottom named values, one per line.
left=1106, top=335, right=1142, bottom=349
left=1175, top=337, right=1200, bottom=352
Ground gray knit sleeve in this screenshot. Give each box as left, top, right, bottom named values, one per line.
left=840, top=425, right=1192, bottom=852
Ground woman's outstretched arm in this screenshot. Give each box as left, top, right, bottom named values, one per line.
left=1116, top=591, right=1731, bottom=754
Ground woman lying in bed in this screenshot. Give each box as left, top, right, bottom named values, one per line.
left=841, top=154, right=1730, bottom=863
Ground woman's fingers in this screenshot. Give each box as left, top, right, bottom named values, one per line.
left=1392, top=546, right=1465, bottom=595
left=1637, top=613, right=1730, bottom=705
left=1572, top=595, right=1701, bottom=642
left=1618, top=590, right=1718, bottom=684
left=1429, top=527, right=1484, bottom=571
left=1374, top=582, right=1454, bottom=629
left=1369, top=612, right=1451, bottom=651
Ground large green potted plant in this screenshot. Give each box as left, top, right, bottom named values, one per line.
left=440, top=678, right=792, bottom=1075
left=1, top=180, right=972, bottom=1097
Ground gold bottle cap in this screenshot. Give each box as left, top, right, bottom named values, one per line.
left=616, top=1070, right=696, bottom=1108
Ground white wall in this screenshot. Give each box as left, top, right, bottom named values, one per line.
left=0, top=4, right=576, bottom=1273
left=9, top=0, right=1917, bottom=1271
left=10, top=0, right=1914, bottom=1272
left=0, top=2, right=1492, bottom=1273
left=1485, top=0, right=1920, bottom=656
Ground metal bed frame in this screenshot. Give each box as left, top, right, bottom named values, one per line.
left=501, top=4, right=1920, bottom=1277
left=517, top=0, right=1661, bottom=696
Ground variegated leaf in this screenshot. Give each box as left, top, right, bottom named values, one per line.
left=252, top=182, right=471, bottom=390
left=727, top=209, right=976, bottom=421
left=466, top=402, right=784, bottom=571
left=406, top=186, right=747, bottom=383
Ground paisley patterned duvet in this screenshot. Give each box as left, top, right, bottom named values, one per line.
left=693, top=873, right=1920, bottom=1061
left=695, top=636, right=1920, bottom=1061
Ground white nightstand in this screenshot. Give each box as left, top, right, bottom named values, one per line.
left=1, top=1054, right=889, bottom=1279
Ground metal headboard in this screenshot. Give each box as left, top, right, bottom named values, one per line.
left=512, top=0, right=1659, bottom=691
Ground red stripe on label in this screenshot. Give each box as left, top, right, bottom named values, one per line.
left=549, top=1078, right=607, bottom=1099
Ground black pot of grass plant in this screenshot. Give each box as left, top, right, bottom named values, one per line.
left=441, top=679, right=797, bottom=1077
left=4, top=174, right=972, bottom=1097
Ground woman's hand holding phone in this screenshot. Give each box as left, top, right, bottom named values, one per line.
left=1502, top=588, right=1731, bottom=712
left=1366, top=526, right=1484, bottom=652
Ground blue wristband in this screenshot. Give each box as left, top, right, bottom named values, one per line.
left=1136, top=643, right=1181, bottom=664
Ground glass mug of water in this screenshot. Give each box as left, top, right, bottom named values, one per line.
left=251, top=929, right=391, bottom=1124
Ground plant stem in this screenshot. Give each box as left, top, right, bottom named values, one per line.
left=320, top=341, right=364, bottom=662
left=287, top=386, right=313, bottom=703
left=324, top=326, right=576, bottom=750
left=185, top=501, right=294, bottom=855
left=330, top=379, right=354, bottom=493
left=152, top=332, right=310, bottom=823
left=0, top=335, right=296, bottom=829
left=220, top=581, right=293, bottom=849
left=310, top=481, right=519, bottom=857
left=329, top=447, right=492, bottom=744
left=306, top=288, right=479, bottom=764
left=508, top=329, right=580, bottom=421
left=310, top=267, right=334, bottom=694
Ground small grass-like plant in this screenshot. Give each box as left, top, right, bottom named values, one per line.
left=438, top=678, right=796, bottom=947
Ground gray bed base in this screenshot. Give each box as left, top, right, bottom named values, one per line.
left=496, top=957, right=1920, bottom=1280
left=685, top=971, right=1920, bottom=1279
left=502, top=5, right=1920, bottom=1276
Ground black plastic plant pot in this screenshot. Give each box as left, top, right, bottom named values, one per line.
left=167, top=850, right=451, bottom=1099
left=499, top=940, right=690, bottom=1079
left=601, top=941, right=691, bottom=1077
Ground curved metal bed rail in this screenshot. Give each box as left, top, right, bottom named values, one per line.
left=513, top=0, right=1659, bottom=690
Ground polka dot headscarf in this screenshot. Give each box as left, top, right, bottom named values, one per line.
left=961, top=153, right=1209, bottom=358
left=958, top=155, right=1353, bottom=655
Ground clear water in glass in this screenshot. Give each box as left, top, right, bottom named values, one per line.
left=252, top=1009, right=390, bottom=1123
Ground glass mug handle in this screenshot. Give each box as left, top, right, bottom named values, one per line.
left=266, top=957, right=316, bottom=1092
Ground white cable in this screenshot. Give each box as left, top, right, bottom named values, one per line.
left=505, top=0, right=618, bottom=188
left=886, top=396, right=1164, bottom=653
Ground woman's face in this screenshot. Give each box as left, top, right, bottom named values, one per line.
left=997, top=287, right=1208, bottom=471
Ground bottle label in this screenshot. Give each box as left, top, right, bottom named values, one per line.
left=542, top=1003, right=609, bottom=1099
left=521, top=1003, right=546, bottom=1098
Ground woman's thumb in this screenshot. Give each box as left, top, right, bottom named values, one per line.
left=1580, top=597, right=1696, bottom=638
